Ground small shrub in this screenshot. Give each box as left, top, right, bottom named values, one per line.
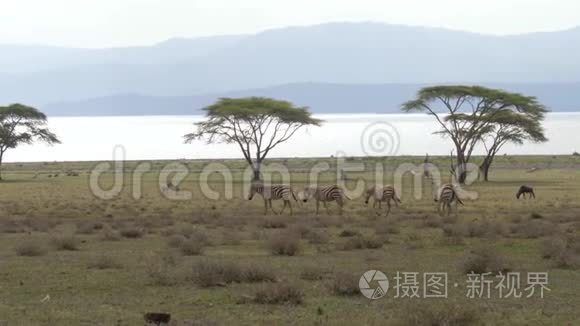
left=261, top=218, right=287, bottom=229
left=552, top=251, right=580, bottom=269
left=88, top=255, right=122, bottom=269
left=541, top=237, right=580, bottom=269
left=0, top=219, right=26, bottom=233
left=331, top=272, right=360, bottom=296
left=268, top=233, right=300, bottom=256
left=460, top=246, right=511, bottom=274
left=305, top=229, right=330, bottom=244
left=338, top=237, right=364, bottom=251
left=516, top=220, right=558, bottom=239
left=375, top=223, right=400, bottom=235
left=339, top=229, right=359, bottom=237
left=338, top=235, right=384, bottom=251
left=180, top=239, right=206, bottom=256
left=404, top=232, right=425, bottom=250
left=76, top=220, right=104, bottom=234
left=179, top=224, right=195, bottom=238
left=253, top=283, right=304, bottom=305
left=51, top=235, right=80, bottom=251
left=120, top=227, right=144, bottom=239
left=422, top=217, right=443, bottom=228
left=399, top=301, right=480, bottom=326
left=362, top=236, right=384, bottom=249
left=541, top=238, right=566, bottom=259
left=100, top=228, right=121, bottom=241
left=166, top=235, right=186, bottom=248
left=190, top=259, right=275, bottom=287
left=14, top=240, right=47, bottom=257
left=300, top=266, right=326, bottom=281
left=241, top=264, right=277, bottom=283
left=220, top=231, right=242, bottom=246
left=146, top=261, right=179, bottom=286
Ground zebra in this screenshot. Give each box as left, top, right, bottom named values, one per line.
left=248, top=182, right=298, bottom=215
left=364, top=185, right=401, bottom=217
left=516, top=185, right=535, bottom=199
left=434, top=183, right=463, bottom=216
left=300, top=185, right=350, bottom=215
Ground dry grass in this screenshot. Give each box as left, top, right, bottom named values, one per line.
left=0, top=158, right=579, bottom=324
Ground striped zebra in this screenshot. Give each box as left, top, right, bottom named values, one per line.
left=300, top=185, right=350, bottom=215
left=364, top=185, right=401, bottom=217
left=434, top=183, right=464, bottom=216
left=248, top=182, right=298, bottom=215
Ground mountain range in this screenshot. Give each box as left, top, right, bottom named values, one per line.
left=1, top=22, right=580, bottom=115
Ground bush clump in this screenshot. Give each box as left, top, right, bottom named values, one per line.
left=14, top=240, right=47, bottom=257
left=331, top=272, right=360, bottom=296
left=460, top=246, right=511, bottom=274
left=51, top=235, right=80, bottom=251
left=253, top=283, right=304, bottom=305
left=267, top=232, right=300, bottom=256
left=190, top=259, right=276, bottom=287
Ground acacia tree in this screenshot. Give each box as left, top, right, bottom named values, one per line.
left=0, top=104, right=61, bottom=179
left=184, top=97, right=322, bottom=180
left=401, top=86, right=547, bottom=183
left=478, top=111, right=547, bottom=181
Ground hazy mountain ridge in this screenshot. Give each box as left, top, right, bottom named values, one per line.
left=2, top=22, right=580, bottom=107
left=41, top=82, right=580, bottom=116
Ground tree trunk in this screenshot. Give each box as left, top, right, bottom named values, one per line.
left=252, top=160, right=262, bottom=181
left=479, top=160, right=491, bottom=181
left=455, top=149, right=468, bottom=184
left=0, top=150, right=4, bottom=180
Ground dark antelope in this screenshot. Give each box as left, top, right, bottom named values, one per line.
left=516, top=185, right=535, bottom=199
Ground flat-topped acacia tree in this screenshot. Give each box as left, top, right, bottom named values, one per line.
left=402, top=85, right=547, bottom=183
left=0, top=104, right=61, bottom=180
left=184, top=97, right=322, bottom=180
left=479, top=110, right=547, bottom=181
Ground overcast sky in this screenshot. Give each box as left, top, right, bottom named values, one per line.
left=1, top=0, right=579, bottom=48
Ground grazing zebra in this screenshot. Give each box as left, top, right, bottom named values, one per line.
left=301, top=185, right=350, bottom=215
left=248, top=182, right=298, bottom=215
left=364, top=185, right=401, bottom=217
left=434, top=183, right=463, bottom=216
left=516, top=185, right=535, bottom=199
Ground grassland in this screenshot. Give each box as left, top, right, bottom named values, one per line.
left=0, top=155, right=579, bottom=325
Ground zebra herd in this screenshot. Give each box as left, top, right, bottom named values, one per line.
left=247, top=181, right=463, bottom=216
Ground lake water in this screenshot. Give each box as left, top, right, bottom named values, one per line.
left=6, top=113, right=580, bottom=162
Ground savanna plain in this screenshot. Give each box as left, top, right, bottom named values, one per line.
left=0, top=155, right=579, bottom=325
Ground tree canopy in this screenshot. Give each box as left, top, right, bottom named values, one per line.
left=184, top=97, right=322, bottom=180
left=402, top=85, right=548, bottom=182
left=0, top=104, right=61, bottom=179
